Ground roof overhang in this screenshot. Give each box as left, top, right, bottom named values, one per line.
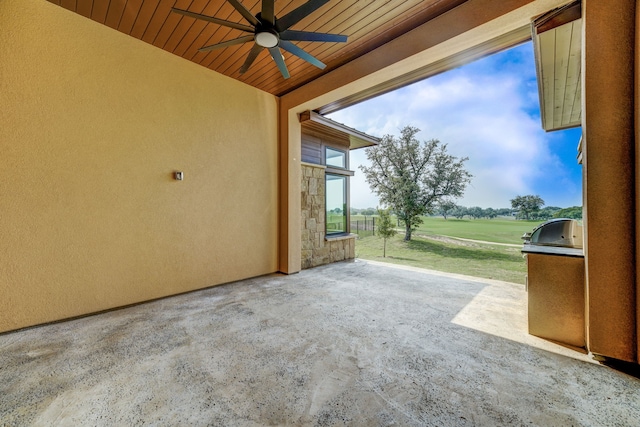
left=532, top=1, right=582, bottom=132
left=299, top=110, right=380, bottom=150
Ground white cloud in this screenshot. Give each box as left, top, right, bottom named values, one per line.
left=328, top=44, right=582, bottom=209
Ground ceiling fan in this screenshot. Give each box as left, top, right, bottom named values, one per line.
left=172, top=0, right=348, bottom=79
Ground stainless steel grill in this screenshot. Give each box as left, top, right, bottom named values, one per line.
left=522, top=218, right=583, bottom=249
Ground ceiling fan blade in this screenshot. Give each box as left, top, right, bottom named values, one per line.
left=240, top=44, right=264, bottom=74
left=226, top=0, right=259, bottom=26
left=280, top=30, right=347, bottom=43
left=279, top=40, right=326, bottom=69
left=268, top=47, right=290, bottom=79
left=261, top=0, right=275, bottom=25
left=275, top=0, right=329, bottom=32
left=172, top=8, right=255, bottom=33
left=199, top=35, right=254, bottom=52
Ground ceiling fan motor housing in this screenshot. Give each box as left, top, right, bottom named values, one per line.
left=254, top=16, right=280, bottom=48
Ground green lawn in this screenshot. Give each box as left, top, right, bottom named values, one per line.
left=351, top=215, right=542, bottom=244
left=412, top=216, right=542, bottom=244
left=351, top=216, right=543, bottom=284
left=356, top=233, right=527, bottom=284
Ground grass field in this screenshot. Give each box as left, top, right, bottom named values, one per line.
left=354, top=216, right=543, bottom=284
left=411, top=217, right=541, bottom=244
left=351, top=215, right=542, bottom=243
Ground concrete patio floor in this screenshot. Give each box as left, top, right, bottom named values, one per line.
left=1, top=260, right=639, bottom=426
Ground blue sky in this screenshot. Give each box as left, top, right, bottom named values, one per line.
left=327, top=41, right=583, bottom=210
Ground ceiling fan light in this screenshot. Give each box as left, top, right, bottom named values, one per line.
left=255, top=31, right=279, bottom=48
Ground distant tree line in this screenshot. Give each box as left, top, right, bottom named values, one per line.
left=351, top=207, right=378, bottom=216
left=433, top=195, right=583, bottom=220
left=353, top=202, right=582, bottom=221
left=438, top=204, right=582, bottom=220
left=552, top=206, right=583, bottom=220
left=508, top=195, right=582, bottom=220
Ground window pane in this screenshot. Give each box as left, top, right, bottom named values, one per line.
left=326, top=174, right=346, bottom=234
left=325, top=147, right=346, bottom=168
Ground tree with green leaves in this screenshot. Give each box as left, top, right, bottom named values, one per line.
left=361, top=126, right=472, bottom=241
left=376, top=207, right=397, bottom=257
left=531, top=206, right=561, bottom=221
left=484, top=207, right=497, bottom=219
left=451, top=206, right=468, bottom=219
left=496, top=208, right=514, bottom=217
left=510, top=195, right=545, bottom=220
left=437, top=199, right=457, bottom=220
left=553, top=206, right=583, bottom=220
left=467, top=206, right=484, bottom=219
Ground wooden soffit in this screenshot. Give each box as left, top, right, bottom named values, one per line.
left=532, top=1, right=582, bottom=132
left=299, top=110, right=380, bottom=150
left=47, top=0, right=469, bottom=97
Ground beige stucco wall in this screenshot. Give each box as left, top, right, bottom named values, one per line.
left=0, top=0, right=278, bottom=333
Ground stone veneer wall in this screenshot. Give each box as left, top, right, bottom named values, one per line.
left=301, top=163, right=356, bottom=269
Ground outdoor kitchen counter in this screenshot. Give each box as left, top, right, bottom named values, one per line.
left=521, top=245, right=584, bottom=258
left=522, top=246, right=586, bottom=349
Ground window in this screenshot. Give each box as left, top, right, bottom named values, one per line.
left=326, top=174, right=347, bottom=234
left=325, top=147, right=346, bottom=168
left=324, top=146, right=350, bottom=236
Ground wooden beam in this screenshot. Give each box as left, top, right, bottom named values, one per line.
left=533, top=0, right=581, bottom=34
left=299, top=110, right=380, bottom=148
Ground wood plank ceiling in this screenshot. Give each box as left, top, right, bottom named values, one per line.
left=47, top=0, right=468, bottom=96
left=532, top=1, right=582, bottom=131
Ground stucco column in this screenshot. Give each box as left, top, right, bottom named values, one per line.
left=582, top=0, right=637, bottom=362
left=278, top=105, right=302, bottom=274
